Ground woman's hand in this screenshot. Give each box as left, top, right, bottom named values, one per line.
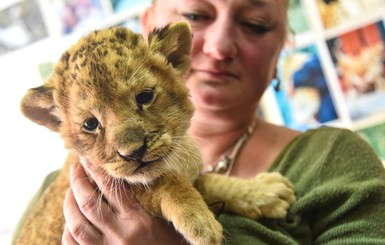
left=62, top=160, right=187, bottom=245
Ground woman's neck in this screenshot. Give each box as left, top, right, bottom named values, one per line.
left=187, top=108, right=257, bottom=167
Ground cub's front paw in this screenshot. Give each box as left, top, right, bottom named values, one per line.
left=233, top=172, right=296, bottom=219
left=175, top=208, right=223, bottom=245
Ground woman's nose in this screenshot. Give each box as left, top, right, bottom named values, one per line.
left=203, top=21, right=238, bottom=60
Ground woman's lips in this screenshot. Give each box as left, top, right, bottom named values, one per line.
left=192, top=69, right=239, bottom=79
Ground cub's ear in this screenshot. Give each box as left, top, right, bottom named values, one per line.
left=20, top=84, right=61, bottom=132
left=148, top=22, right=192, bottom=74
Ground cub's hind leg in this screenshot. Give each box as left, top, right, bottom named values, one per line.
left=15, top=159, right=73, bottom=245
left=195, top=172, right=296, bottom=219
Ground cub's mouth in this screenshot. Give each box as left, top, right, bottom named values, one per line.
left=133, top=160, right=158, bottom=173
left=117, top=151, right=162, bottom=174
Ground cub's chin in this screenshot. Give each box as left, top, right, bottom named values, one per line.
left=104, top=159, right=168, bottom=185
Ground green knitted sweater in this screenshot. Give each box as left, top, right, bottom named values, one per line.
left=219, top=127, right=385, bottom=244
left=13, top=127, right=385, bottom=244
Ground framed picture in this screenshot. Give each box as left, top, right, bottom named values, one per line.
left=326, top=21, right=385, bottom=120
left=316, top=0, right=384, bottom=30
left=45, top=0, right=107, bottom=36
left=0, top=0, right=48, bottom=56
left=110, top=0, right=150, bottom=14
left=113, top=15, right=142, bottom=33
left=288, top=0, right=310, bottom=35
left=357, top=122, right=385, bottom=162
left=275, top=45, right=339, bottom=131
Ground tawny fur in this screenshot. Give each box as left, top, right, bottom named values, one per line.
left=17, top=22, right=295, bottom=245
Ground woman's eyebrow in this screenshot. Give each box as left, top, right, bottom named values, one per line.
left=248, top=0, right=278, bottom=11
left=249, top=0, right=267, bottom=6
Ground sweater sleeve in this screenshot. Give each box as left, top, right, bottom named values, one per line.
left=272, top=127, right=385, bottom=244
left=218, top=127, right=385, bottom=245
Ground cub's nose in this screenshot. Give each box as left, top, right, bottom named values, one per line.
left=118, top=144, right=147, bottom=162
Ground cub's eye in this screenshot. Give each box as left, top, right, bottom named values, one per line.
left=83, top=117, right=100, bottom=132
left=136, top=90, right=155, bottom=105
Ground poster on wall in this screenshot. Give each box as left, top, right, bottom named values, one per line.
left=326, top=21, right=385, bottom=120
left=275, top=45, right=339, bottom=131
left=114, top=15, right=142, bottom=33
left=110, top=0, right=150, bottom=14
left=288, top=0, right=310, bottom=35
left=48, top=0, right=107, bottom=36
left=0, top=0, right=48, bottom=56
left=316, top=0, right=384, bottom=30
left=357, top=122, right=385, bottom=162
left=107, top=0, right=151, bottom=33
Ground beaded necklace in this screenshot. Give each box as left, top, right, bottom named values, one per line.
left=205, top=120, right=257, bottom=176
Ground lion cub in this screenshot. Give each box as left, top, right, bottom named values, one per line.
left=17, top=22, right=295, bottom=245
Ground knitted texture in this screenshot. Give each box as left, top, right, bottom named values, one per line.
left=220, top=127, right=385, bottom=244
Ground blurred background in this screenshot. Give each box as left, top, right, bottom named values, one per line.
left=0, top=0, right=384, bottom=243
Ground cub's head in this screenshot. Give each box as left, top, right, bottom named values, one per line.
left=21, top=22, right=199, bottom=184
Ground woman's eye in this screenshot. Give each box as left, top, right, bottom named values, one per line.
left=243, top=23, right=269, bottom=35
left=83, top=117, right=100, bottom=132
left=136, top=90, right=154, bottom=105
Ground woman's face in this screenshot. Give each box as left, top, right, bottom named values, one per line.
left=143, top=0, right=287, bottom=112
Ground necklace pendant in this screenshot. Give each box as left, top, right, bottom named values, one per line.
left=206, top=165, right=214, bottom=173
left=205, top=120, right=257, bottom=175
left=215, top=157, right=230, bottom=174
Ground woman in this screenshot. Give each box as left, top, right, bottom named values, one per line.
left=19, top=0, right=385, bottom=244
